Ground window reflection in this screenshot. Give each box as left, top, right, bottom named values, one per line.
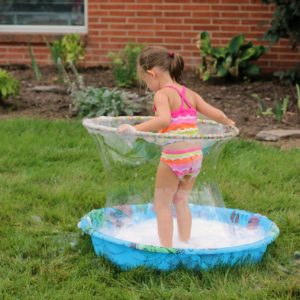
left=0, top=0, right=85, bottom=26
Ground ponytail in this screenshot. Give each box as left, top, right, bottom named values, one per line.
left=138, top=46, right=185, bottom=83
left=169, top=52, right=184, bottom=82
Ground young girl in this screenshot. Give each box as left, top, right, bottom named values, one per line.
left=118, top=46, right=235, bottom=248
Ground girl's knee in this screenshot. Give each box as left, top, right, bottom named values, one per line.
left=173, top=190, right=189, bottom=205
left=154, top=199, right=172, bottom=212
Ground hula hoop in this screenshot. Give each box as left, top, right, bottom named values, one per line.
left=83, top=116, right=239, bottom=141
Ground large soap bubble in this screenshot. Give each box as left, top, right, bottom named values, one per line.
left=83, top=116, right=238, bottom=208
left=78, top=116, right=279, bottom=270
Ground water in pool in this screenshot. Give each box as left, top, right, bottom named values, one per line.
left=100, top=218, right=266, bottom=249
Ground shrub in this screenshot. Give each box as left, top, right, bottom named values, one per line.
left=261, top=1, right=300, bottom=84
left=196, top=32, right=266, bottom=81
left=0, top=69, right=19, bottom=102
left=46, top=34, right=85, bottom=67
left=274, top=64, right=300, bottom=85
left=73, top=87, right=138, bottom=117
left=261, top=0, right=300, bottom=48
left=108, top=42, right=143, bottom=87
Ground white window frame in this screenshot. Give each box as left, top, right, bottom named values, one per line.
left=0, top=0, right=88, bottom=33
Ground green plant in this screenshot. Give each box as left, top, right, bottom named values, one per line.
left=251, top=93, right=274, bottom=116
left=296, top=83, right=300, bottom=111
left=252, top=93, right=291, bottom=121
left=274, top=64, right=300, bottom=85
left=46, top=34, right=85, bottom=67
left=61, top=34, right=85, bottom=65
left=108, top=42, right=143, bottom=87
left=73, top=87, right=138, bottom=117
left=46, top=38, right=64, bottom=67
left=261, top=0, right=300, bottom=48
left=28, top=45, right=42, bottom=82
left=261, top=1, right=300, bottom=84
left=0, top=69, right=19, bottom=102
left=196, top=32, right=266, bottom=81
left=274, top=95, right=289, bottom=122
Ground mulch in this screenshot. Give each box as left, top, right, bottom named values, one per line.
left=0, top=65, right=299, bottom=139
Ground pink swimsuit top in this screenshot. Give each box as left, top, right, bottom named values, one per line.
left=154, top=84, right=199, bottom=135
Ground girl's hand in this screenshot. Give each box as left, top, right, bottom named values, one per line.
left=224, top=118, right=236, bottom=127
left=117, top=124, right=137, bottom=135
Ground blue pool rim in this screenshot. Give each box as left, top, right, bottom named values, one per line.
left=78, top=204, right=280, bottom=269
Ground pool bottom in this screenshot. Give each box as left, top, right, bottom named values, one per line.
left=78, top=204, right=279, bottom=271
left=101, top=218, right=266, bottom=250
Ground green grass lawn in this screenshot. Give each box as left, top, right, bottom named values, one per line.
left=0, top=118, right=299, bottom=300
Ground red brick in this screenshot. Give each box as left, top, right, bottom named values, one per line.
left=221, top=26, right=250, bottom=32
left=183, top=5, right=210, bottom=11
left=165, top=25, right=192, bottom=31
left=101, top=31, right=125, bottom=36
left=126, top=5, right=153, bottom=10
left=101, top=18, right=127, bottom=23
left=211, top=5, right=240, bottom=11
left=110, top=24, right=136, bottom=30
left=222, top=0, right=245, bottom=3
left=128, top=31, right=155, bottom=37
left=127, top=18, right=154, bottom=24
left=156, top=31, right=183, bottom=37
left=222, top=12, right=249, bottom=18
left=164, top=12, right=191, bottom=17
left=100, top=4, right=126, bottom=10
left=110, top=37, right=131, bottom=43
left=250, top=12, right=273, bottom=18
left=109, top=11, right=136, bottom=17
left=193, top=25, right=220, bottom=31
left=213, top=19, right=240, bottom=25
left=136, top=11, right=163, bottom=17
left=192, top=12, right=220, bottom=18
left=240, top=5, right=267, bottom=11
left=184, top=19, right=211, bottom=25
left=136, top=37, right=164, bottom=43
left=0, top=0, right=296, bottom=72
left=141, top=25, right=164, bottom=30
left=154, top=5, right=183, bottom=10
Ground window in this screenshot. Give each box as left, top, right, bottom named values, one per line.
left=0, top=0, right=87, bottom=33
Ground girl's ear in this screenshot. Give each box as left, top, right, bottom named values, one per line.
left=146, top=70, right=156, bottom=77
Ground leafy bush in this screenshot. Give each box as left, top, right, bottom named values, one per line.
left=0, top=69, right=19, bottom=102
left=47, top=34, right=85, bottom=67
left=261, top=0, right=300, bottom=48
left=196, top=32, right=266, bottom=81
left=261, top=1, right=300, bottom=84
left=73, top=87, right=139, bottom=117
left=108, top=42, right=143, bottom=87
left=274, top=64, right=300, bottom=85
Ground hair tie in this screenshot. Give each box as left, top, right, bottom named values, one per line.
left=168, top=51, right=174, bottom=58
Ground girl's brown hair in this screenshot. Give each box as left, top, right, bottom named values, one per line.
left=137, top=46, right=184, bottom=82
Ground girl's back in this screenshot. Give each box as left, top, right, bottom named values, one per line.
left=161, top=85, right=197, bottom=112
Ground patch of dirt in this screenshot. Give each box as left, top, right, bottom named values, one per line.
left=0, top=65, right=299, bottom=144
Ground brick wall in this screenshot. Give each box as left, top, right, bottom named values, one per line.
left=0, top=0, right=299, bottom=73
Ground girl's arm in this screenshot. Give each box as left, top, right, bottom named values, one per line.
left=134, top=91, right=171, bottom=132
left=195, top=93, right=235, bottom=126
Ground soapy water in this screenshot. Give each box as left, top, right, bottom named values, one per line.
left=101, top=218, right=265, bottom=249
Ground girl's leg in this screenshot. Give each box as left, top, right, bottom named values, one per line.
left=173, top=177, right=196, bottom=242
left=154, top=162, right=179, bottom=247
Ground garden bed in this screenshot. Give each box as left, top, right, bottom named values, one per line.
left=0, top=65, right=299, bottom=139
